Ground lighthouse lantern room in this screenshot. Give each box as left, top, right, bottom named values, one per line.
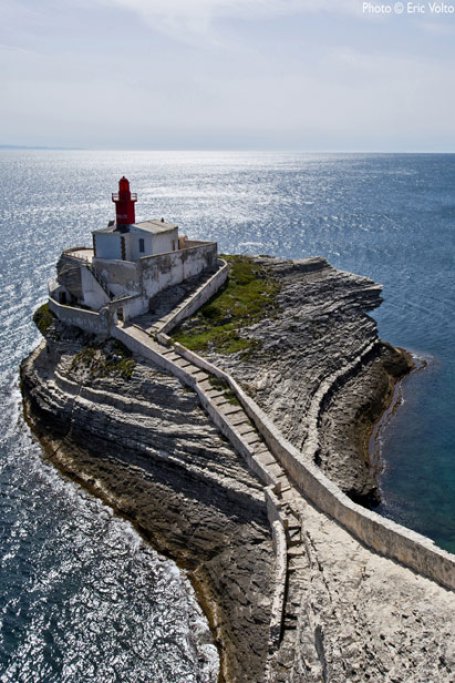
left=112, top=176, right=137, bottom=225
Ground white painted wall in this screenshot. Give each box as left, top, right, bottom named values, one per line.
left=93, top=258, right=140, bottom=299
left=151, top=228, right=178, bottom=255
left=122, top=295, right=148, bottom=320
left=94, top=233, right=122, bottom=260
left=141, top=244, right=218, bottom=300
left=80, top=266, right=110, bottom=309
left=128, top=227, right=154, bottom=260
left=94, top=227, right=178, bottom=262
left=88, top=243, right=217, bottom=316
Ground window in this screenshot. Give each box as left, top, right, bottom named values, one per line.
left=139, top=238, right=145, bottom=253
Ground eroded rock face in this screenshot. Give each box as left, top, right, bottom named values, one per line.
left=21, top=259, right=455, bottom=683
left=21, top=328, right=274, bottom=683
left=196, top=257, right=410, bottom=502
left=278, top=495, right=455, bottom=683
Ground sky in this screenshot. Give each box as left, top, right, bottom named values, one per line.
left=1, top=0, right=455, bottom=151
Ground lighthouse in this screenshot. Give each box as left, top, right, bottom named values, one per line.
left=51, top=176, right=219, bottom=325
left=112, top=176, right=137, bottom=225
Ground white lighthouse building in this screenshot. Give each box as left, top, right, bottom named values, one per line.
left=49, top=177, right=218, bottom=331
left=93, top=177, right=180, bottom=261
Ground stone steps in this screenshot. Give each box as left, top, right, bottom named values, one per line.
left=126, top=301, right=310, bottom=670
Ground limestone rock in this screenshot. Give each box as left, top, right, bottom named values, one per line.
left=21, top=339, right=274, bottom=683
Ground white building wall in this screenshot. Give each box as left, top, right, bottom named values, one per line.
left=92, top=258, right=141, bottom=299
left=94, top=233, right=122, bottom=260
left=128, top=227, right=154, bottom=261
left=141, top=244, right=218, bottom=301
left=87, top=243, right=217, bottom=316
left=94, top=227, right=178, bottom=262
left=80, top=266, right=111, bottom=309
left=152, top=228, right=178, bottom=255
left=122, top=233, right=133, bottom=261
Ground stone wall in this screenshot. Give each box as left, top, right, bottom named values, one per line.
left=141, top=242, right=218, bottom=300
left=171, top=342, right=455, bottom=592
left=48, top=298, right=111, bottom=335
left=156, top=259, right=229, bottom=337
left=93, top=258, right=141, bottom=299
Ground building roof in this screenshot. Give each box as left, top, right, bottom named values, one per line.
left=135, top=220, right=178, bottom=234
left=93, top=219, right=177, bottom=236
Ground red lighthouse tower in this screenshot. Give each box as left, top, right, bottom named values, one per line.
left=112, top=176, right=137, bottom=225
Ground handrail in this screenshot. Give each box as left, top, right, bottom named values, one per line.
left=112, top=192, right=137, bottom=201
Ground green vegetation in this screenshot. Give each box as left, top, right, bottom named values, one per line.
left=172, top=255, right=280, bottom=355
left=71, top=340, right=135, bottom=380
left=208, top=375, right=240, bottom=405
left=33, top=303, right=54, bottom=336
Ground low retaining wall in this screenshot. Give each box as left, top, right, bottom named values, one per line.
left=194, top=384, right=279, bottom=490
left=48, top=298, right=110, bottom=335
left=114, top=325, right=279, bottom=492
left=170, top=340, right=455, bottom=591
left=157, top=259, right=229, bottom=336
left=112, top=326, right=193, bottom=384
left=265, top=487, right=288, bottom=654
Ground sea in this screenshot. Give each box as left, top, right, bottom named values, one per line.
left=0, top=150, right=454, bottom=681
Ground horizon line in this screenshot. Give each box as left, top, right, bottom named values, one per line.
left=1, top=145, right=455, bottom=155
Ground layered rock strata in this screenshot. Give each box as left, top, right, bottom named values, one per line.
left=21, top=330, right=274, bottom=683
left=21, top=257, right=455, bottom=683
left=192, top=257, right=411, bottom=503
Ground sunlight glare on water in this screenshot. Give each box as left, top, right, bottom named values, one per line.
left=0, top=150, right=454, bottom=680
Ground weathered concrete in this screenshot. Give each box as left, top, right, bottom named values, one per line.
left=48, top=297, right=111, bottom=336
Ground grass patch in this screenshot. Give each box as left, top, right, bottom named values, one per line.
left=208, top=376, right=240, bottom=405
left=172, top=255, right=280, bottom=355
left=71, top=340, right=135, bottom=380
left=33, top=303, right=54, bottom=336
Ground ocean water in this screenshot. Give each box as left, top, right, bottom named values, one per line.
left=0, top=151, right=454, bottom=679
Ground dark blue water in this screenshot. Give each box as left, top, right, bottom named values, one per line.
left=0, top=151, right=454, bottom=679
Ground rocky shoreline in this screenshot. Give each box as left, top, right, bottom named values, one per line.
left=175, top=257, right=413, bottom=504
left=21, top=257, right=455, bottom=682
left=21, top=337, right=273, bottom=683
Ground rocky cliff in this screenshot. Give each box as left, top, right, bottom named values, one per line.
left=21, top=329, right=274, bottom=683
left=21, top=257, right=455, bottom=683
left=177, top=256, right=411, bottom=504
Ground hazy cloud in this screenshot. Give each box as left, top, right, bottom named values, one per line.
left=102, top=0, right=361, bottom=37
left=1, top=0, right=454, bottom=150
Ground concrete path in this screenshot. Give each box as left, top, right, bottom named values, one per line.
left=121, top=317, right=321, bottom=679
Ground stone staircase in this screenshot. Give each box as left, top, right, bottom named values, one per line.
left=116, top=319, right=321, bottom=680
left=133, top=268, right=218, bottom=337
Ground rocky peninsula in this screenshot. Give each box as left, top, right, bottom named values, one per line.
left=21, top=256, right=455, bottom=682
